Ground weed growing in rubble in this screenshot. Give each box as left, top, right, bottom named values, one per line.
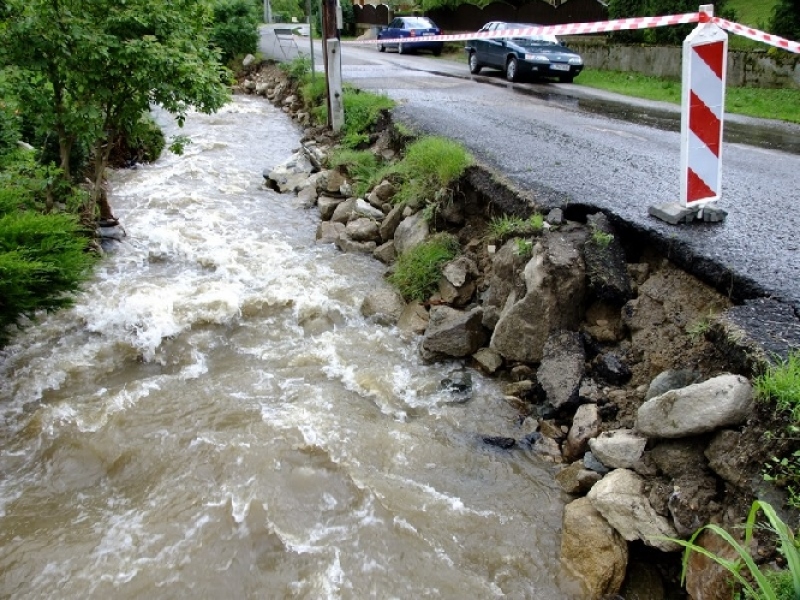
left=591, top=228, right=614, bottom=248
left=669, top=499, right=800, bottom=600
left=515, top=238, right=533, bottom=257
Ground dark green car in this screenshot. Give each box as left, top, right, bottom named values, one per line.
left=465, top=22, right=584, bottom=83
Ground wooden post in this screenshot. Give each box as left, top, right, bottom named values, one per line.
left=320, top=0, right=343, bottom=130
left=327, top=39, right=344, bottom=132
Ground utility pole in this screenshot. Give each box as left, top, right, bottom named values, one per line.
left=320, top=0, right=344, bottom=131
left=307, top=0, right=315, bottom=79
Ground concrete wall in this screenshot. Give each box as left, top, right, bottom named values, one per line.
left=565, top=42, right=800, bottom=89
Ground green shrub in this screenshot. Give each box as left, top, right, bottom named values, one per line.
left=387, top=234, right=459, bottom=302
left=282, top=56, right=312, bottom=81
left=515, top=238, right=533, bottom=257
left=770, top=0, right=800, bottom=42
left=755, top=351, right=800, bottom=509
left=0, top=210, right=96, bottom=344
left=300, top=75, right=326, bottom=112
left=209, top=0, right=260, bottom=63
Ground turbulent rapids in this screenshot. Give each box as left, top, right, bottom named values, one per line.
left=0, top=95, right=577, bottom=599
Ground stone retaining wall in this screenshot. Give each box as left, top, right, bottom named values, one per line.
left=565, top=41, right=800, bottom=89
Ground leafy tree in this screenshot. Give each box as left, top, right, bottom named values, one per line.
left=607, top=0, right=647, bottom=42
left=609, top=0, right=734, bottom=45
left=270, top=0, right=307, bottom=24
left=0, top=0, right=230, bottom=221
left=209, top=0, right=261, bottom=62
left=771, top=0, right=800, bottom=42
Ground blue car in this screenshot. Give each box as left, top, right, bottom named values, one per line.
left=465, top=22, right=584, bottom=83
left=377, top=16, right=444, bottom=56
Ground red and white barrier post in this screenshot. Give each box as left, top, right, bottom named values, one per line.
left=681, top=5, right=727, bottom=209
left=651, top=4, right=729, bottom=224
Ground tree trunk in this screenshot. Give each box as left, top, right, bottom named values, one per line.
left=57, top=128, right=72, bottom=177
left=86, top=135, right=118, bottom=224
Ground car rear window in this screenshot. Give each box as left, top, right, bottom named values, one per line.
left=403, top=18, right=435, bottom=28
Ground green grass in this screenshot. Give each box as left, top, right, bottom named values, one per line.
left=387, top=233, right=459, bottom=301
left=577, top=70, right=800, bottom=123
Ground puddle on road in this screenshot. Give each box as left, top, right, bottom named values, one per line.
left=446, top=71, right=800, bottom=155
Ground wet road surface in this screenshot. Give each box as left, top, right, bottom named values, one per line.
left=260, top=27, right=800, bottom=318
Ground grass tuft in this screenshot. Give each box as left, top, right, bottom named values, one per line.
left=391, top=136, right=473, bottom=206
left=387, top=234, right=459, bottom=302
left=755, top=351, right=800, bottom=423
left=489, top=213, right=544, bottom=242
left=326, top=149, right=382, bottom=197
left=341, top=88, right=395, bottom=149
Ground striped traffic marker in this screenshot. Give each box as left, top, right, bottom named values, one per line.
left=680, top=4, right=728, bottom=207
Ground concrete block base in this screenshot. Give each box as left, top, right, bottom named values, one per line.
left=648, top=203, right=727, bottom=225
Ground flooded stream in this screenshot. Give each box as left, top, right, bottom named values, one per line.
left=0, top=95, right=578, bottom=598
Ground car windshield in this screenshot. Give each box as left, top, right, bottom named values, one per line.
left=502, top=23, right=559, bottom=45
left=402, top=18, right=435, bottom=28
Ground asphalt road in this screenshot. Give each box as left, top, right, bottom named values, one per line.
left=259, top=27, right=800, bottom=323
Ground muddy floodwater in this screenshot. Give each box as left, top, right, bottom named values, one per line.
left=0, top=95, right=580, bottom=598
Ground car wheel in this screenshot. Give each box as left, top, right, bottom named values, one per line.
left=559, top=74, right=574, bottom=83
left=506, top=57, right=518, bottom=82
left=378, top=42, right=385, bottom=53
left=468, top=52, right=482, bottom=74
left=398, top=42, right=406, bottom=55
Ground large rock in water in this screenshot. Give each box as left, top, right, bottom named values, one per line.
left=560, top=497, right=628, bottom=599
left=264, top=150, right=315, bottom=193
left=361, top=287, right=406, bottom=326
left=421, top=306, right=487, bottom=358
left=587, top=469, right=680, bottom=552
left=635, top=374, right=753, bottom=438
left=490, top=231, right=586, bottom=363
